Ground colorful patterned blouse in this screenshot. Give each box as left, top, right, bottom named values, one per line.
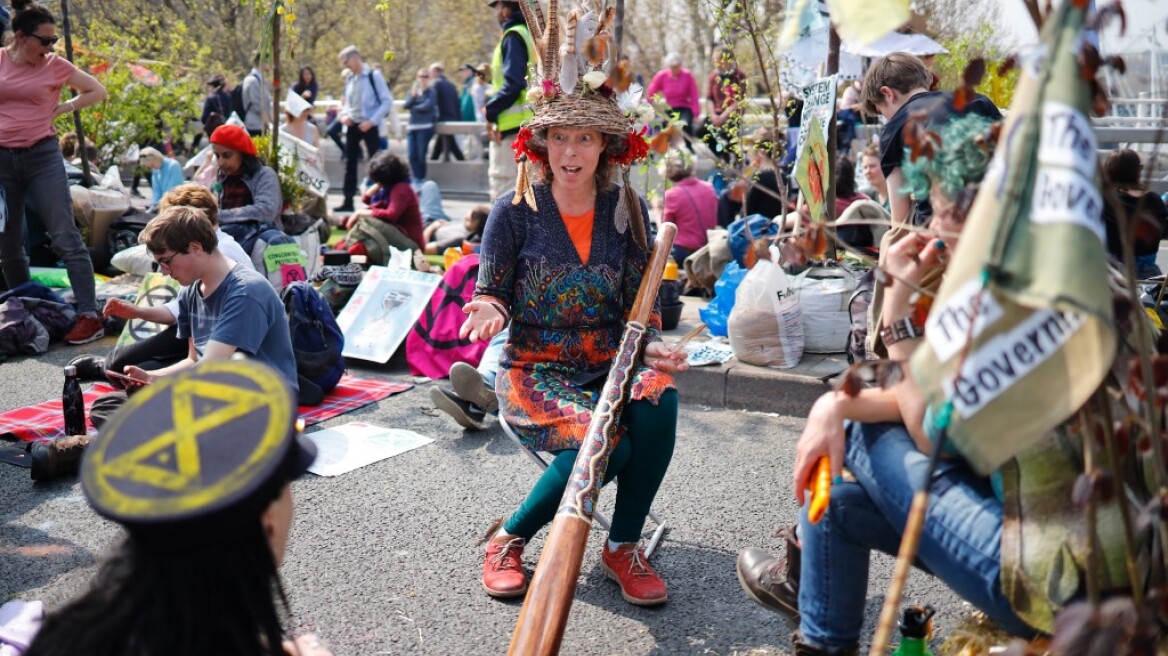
left=475, top=184, right=674, bottom=452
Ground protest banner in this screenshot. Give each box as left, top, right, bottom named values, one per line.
left=336, top=266, right=443, bottom=363
left=908, top=2, right=1115, bottom=475
left=795, top=74, right=838, bottom=171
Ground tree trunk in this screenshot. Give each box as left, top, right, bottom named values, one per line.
left=824, top=26, right=840, bottom=258
left=59, top=0, right=92, bottom=186
left=271, top=12, right=281, bottom=139
left=614, top=0, right=625, bottom=54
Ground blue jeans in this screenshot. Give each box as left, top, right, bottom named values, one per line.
left=477, top=327, right=508, bottom=390
left=408, top=128, right=434, bottom=182
left=798, top=422, right=1036, bottom=651
left=0, top=138, right=97, bottom=313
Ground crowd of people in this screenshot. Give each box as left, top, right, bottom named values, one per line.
left=5, top=0, right=1168, bottom=652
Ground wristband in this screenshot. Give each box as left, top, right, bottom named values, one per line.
left=880, top=315, right=924, bottom=346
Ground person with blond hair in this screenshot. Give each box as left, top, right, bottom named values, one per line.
left=139, top=146, right=184, bottom=208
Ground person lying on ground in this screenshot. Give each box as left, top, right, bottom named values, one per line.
left=423, top=204, right=489, bottom=255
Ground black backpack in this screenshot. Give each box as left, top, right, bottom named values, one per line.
left=230, top=74, right=252, bottom=118
left=281, top=282, right=345, bottom=394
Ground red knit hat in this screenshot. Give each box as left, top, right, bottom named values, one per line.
left=209, top=125, right=257, bottom=157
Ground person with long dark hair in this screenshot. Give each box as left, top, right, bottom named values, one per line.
left=292, top=65, right=318, bottom=106
left=0, top=0, right=107, bottom=342
left=208, top=124, right=283, bottom=246
left=25, top=360, right=332, bottom=656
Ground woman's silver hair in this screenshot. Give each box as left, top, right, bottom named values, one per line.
left=664, top=52, right=683, bottom=68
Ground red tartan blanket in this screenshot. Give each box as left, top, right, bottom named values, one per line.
left=0, top=374, right=412, bottom=443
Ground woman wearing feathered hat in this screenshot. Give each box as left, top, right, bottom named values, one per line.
left=460, top=0, right=688, bottom=606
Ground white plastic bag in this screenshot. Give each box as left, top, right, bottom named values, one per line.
left=728, top=259, right=804, bottom=368
left=793, top=266, right=857, bottom=353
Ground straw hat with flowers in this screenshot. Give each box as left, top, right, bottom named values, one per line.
left=510, top=0, right=656, bottom=250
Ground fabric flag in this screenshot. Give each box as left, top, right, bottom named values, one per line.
left=909, top=0, right=1115, bottom=475
left=824, top=0, right=910, bottom=48
left=779, top=0, right=821, bottom=51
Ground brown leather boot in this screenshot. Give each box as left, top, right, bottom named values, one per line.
left=791, top=631, right=858, bottom=656
left=736, top=527, right=800, bottom=624
left=30, top=435, right=92, bottom=481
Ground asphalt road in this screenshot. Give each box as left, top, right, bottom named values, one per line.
left=0, top=336, right=974, bottom=656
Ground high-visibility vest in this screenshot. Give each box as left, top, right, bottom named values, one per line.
left=491, top=23, right=535, bottom=132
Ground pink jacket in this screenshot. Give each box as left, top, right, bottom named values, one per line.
left=662, top=178, right=718, bottom=251
left=646, top=68, right=701, bottom=117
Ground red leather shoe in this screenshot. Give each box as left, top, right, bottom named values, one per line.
left=482, top=534, right=527, bottom=598
left=601, top=543, right=668, bottom=606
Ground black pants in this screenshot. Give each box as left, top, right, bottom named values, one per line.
left=430, top=134, right=464, bottom=161
left=327, top=119, right=345, bottom=154
left=343, top=124, right=382, bottom=204
left=108, top=324, right=187, bottom=378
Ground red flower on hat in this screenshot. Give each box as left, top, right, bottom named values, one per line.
left=541, top=79, right=560, bottom=101
left=512, top=127, right=546, bottom=164
left=610, top=128, right=650, bottom=167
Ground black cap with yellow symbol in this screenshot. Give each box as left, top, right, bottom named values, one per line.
left=82, top=360, right=316, bottom=527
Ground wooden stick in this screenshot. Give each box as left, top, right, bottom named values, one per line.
left=671, top=322, right=707, bottom=353
left=508, top=223, right=677, bottom=656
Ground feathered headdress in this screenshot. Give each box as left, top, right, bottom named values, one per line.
left=510, top=0, right=655, bottom=250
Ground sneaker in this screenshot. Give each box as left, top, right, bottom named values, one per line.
left=64, top=315, right=105, bottom=345
left=601, top=543, right=668, bottom=606
left=67, top=354, right=108, bottom=381
left=482, top=533, right=527, bottom=598
left=430, top=386, right=486, bottom=431
left=450, top=362, right=498, bottom=414
left=736, top=528, right=800, bottom=624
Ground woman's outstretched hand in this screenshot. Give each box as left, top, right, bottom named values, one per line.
left=460, top=300, right=505, bottom=343
left=643, top=341, right=689, bottom=373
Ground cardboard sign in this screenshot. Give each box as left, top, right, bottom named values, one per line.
left=795, top=74, right=838, bottom=171
left=336, top=266, right=443, bottom=363
left=277, top=131, right=329, bottom=199
left=305, top=422, right=433, bottom=476
left=112, top=273, right=182, bottom=357
left=794, top=115, right=831, bottom=223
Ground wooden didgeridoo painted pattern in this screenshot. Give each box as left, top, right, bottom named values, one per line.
left=508, top=222, right=677, bottom=656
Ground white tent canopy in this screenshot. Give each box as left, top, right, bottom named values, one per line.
left=781, top=28, right=947, bottom=89
left=843, top=32, right=948, bottom=58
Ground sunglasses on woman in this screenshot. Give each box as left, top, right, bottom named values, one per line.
left=29, top=34, right=61, bottom=46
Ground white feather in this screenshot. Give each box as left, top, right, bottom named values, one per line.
left=559, top=48, right=578, bottom=94
left=616, top=83, right=643, bottom=113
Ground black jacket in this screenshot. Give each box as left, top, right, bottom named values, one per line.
left=431, top=74, right=462, bottom=121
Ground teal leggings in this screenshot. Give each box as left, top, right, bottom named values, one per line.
left=503, top=389, right=678, bottom=543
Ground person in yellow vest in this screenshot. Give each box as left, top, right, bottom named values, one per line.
left=484, top=0, right=534, bottom=201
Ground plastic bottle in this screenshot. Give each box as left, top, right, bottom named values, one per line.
left=62, top=365, right=87, bottom=437
left=444, top=247, right=463, bottom=270
left=892, top=605, right=936, bottom=656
